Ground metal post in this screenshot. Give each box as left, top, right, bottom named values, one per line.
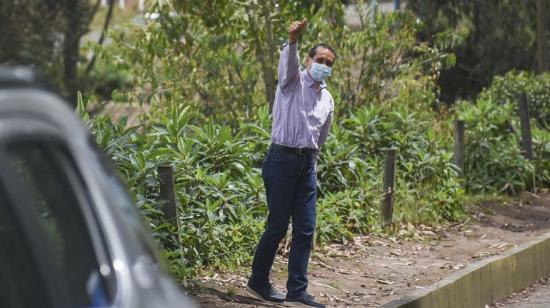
left=517, top=93, right=534, bottom=160
left=382, top=149, right=396, bottom=226
left=454, top=120, right=465, bottom=180
left=158, top=166, right=178, bottom=225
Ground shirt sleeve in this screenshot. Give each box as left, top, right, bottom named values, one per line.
left=317, top=109, right=333, bottom=149
left=278, top=42, right=300, bottom=90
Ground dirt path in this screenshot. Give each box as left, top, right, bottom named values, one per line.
left=191, top=192, right=550, bottom=307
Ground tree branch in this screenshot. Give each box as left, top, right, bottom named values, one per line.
left=85, top=0, right=114, bottom=75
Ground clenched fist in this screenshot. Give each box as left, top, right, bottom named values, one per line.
left=288, top=18, right=307, bottom=44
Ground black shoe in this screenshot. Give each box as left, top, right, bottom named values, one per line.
left=285, top=293, right=325, bottom=307
left=246, top=281, right=285, bottom=303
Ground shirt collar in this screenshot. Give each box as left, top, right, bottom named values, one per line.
left=302, top=69, right=327, bottom=92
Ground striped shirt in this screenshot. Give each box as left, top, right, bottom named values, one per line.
left=270, top=42, right=334, bottom=150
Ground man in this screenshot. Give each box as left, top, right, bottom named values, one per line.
left=247, top=18, right=335, bottom=308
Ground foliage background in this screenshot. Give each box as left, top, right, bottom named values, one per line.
left=407, top=0, right=550, bottom=103
left=4, top=0, right=550, bottom=281
left=81, top=0, right=465, bottom=278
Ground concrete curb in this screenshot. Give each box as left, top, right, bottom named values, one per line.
left=381, top=231, right=550, bottom=308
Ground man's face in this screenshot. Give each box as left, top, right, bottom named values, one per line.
left=306, top=47, right=336, bottom=70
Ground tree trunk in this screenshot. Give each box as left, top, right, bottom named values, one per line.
left=64, top=0, right=81, bottom=103
left=261, top=0, right=276, bottom=113
left=537, top=0, right=548, bottom=72
left=247, top=4, right=276, bottom=114
left=85, top=0, right=114, bottom=75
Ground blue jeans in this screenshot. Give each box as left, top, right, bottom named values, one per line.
left=250, top=145, right=317, bottom=298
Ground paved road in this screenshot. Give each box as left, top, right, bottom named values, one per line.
left=494, top=278, right=550, bottom=307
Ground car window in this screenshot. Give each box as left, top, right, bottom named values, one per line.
left=89, top=136, right=161, bottom=263
left=0, top=186, right=52, bottom=308
left=4, top=140, right=114, bottom=307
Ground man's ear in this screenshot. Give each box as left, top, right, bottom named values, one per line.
left=305, top=56, right=312, bottom=67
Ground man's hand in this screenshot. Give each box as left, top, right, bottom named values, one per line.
left=288, top=18, right=307, bottom=44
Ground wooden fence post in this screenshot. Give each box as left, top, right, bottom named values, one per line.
left=454, top=120, right=465, bottom=181
left=517, top=93, right=534, bottom=160
left=382, top=149, right=396, bottom=226
left=158, top=166, right=178, bottom=224
left=517, top=94, right=535, bottom=191
left=158, top=166, right=185, bottom=263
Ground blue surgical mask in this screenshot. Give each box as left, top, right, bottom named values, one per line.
left=309, top=62, right=332, bottom=82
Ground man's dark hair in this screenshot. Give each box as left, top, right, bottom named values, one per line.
left=308, top=43, right=337, bottom=62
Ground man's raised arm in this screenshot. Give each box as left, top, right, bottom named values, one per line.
left=278, top=18, right=307, bottom=89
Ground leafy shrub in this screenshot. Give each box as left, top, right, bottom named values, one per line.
left=456, top=98, right=534, bottom=194
left=479, top=71, right=550, bottom=129
left=79, top=90, right=466, bottom=279
left=456, top=71, right=550, bottom=193
left=316, top=189, right=380, bottom=245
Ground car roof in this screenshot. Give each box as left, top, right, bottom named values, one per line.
left=0, top=68, right=86, bottom=140
left=0, top=67, right=53, bottom=91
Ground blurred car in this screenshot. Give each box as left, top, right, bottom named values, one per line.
left=0, top=68, right=196, bottom=308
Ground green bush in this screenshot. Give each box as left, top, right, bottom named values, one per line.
left=456, top=98, right=532, bottom=194
left=80, top=91, right=465, bottom=279
left=455, top=72, right=550, bottom=193
left=479, top=71, right=550, bottom=187
left=479, top=71, right=550, bottom=129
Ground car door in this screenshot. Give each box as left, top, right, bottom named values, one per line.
left=0, top=179, right=67, bottom=308
left=0, top=132, right=118, bottom=308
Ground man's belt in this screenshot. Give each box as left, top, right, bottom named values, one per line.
left=271, top=143, right=318, bottom=155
